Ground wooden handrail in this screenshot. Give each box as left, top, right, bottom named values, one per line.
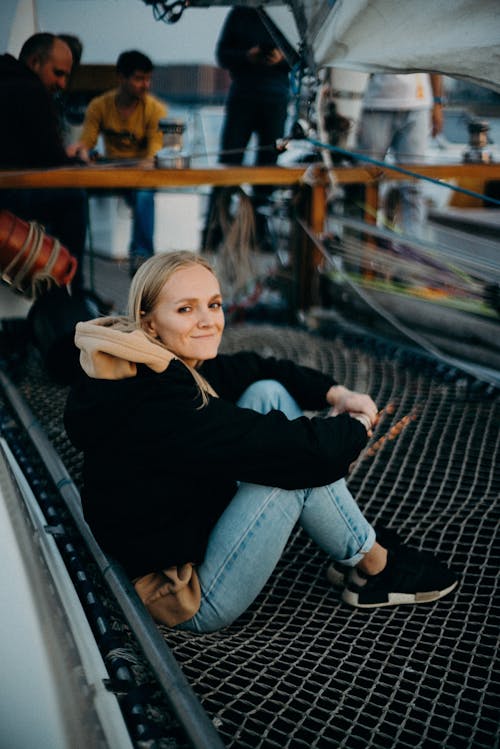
left=0, top=162, right=499, bottom=190
left=0, top=164, right=307, bottom=189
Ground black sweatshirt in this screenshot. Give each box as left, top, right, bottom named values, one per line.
left=64, top=351, right=367, bottom=578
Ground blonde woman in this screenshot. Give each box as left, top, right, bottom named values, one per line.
left=64, top=251, right=457, bottom=633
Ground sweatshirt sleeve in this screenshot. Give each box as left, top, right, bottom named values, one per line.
left=208, top=397, right=367, bottom=488
left=201, top=351, right=336, bottom=411
left=137, top=363, right=366, bottom=490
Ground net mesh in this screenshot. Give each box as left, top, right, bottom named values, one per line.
left=5, top=322, right=499, bottom=749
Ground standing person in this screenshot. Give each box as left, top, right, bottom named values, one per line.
left=354, top=73, right=444, bottom=238
left=69, top=50, right=167, bottom=276
left=217, top=7, right=290, bottom=171
left=0, top=33, right=88, bottom=291
left=64, top=251, right=458, bottom=634
left=204, top=7, right=291, bottom=252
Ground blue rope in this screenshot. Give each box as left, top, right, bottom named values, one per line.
left=306, top=136, right=500, bottom=207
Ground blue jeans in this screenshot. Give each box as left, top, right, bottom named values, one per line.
left=122, top=189, right=155, bottom=259
left=357, top=108, right=430, bottom=237
left=178, top=380, right=375, bottom=633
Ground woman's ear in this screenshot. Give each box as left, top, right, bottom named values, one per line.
left=142, top=315, right=157, bottom=338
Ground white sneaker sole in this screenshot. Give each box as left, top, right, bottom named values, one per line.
left=342, top=580, right=458, bottom=608
left=326, top=564, right=347, bottom=588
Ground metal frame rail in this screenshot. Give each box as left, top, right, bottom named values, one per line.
left=0, top=368, right=225, bottom=749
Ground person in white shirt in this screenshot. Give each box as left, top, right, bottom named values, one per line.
left=355, top=73, right=444, bottom=238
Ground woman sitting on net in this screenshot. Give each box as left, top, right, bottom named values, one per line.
left=64, top=251, right=457, bottom=633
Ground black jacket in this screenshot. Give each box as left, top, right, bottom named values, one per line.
left=0, top=53, right=72, bottom=168
left=64, top=351, right=367, bottom=578
left=216, top=8, right=290, bottom=98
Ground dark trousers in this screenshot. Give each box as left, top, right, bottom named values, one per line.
left=220, top=92, right=288, bottom=167
left=202, top=92, right=288, bottom=250
left=1, top=188, right=88, bottom=290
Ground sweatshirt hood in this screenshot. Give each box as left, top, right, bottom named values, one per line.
left=75, top=316, right=176, bottom=379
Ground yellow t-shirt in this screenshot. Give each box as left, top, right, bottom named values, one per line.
left=80, top=89, right=167, bottom=159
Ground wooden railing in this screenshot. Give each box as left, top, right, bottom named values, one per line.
left=2, top=161, right=499, bottom=309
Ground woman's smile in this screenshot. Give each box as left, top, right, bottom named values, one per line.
left=143, top=263, right=225, bottom=366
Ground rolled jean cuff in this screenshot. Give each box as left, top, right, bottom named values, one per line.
left=338, top=524, right=376, bottom=567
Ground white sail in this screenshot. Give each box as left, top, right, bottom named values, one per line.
left=299, top=0, right=500, bottom=92
left=187, top=0, right=500, bottom=92
left=2, top=0, right=38, bottom=55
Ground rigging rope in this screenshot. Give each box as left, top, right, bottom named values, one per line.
left=305, top=136, right=500, bottom=207
left=328, top=213, right=500, bottom=282
left=295, top=215, right=500, bottom=387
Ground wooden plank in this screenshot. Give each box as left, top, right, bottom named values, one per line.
left=0, top=165, right=307, bottom=190
left=1, top=162, right=499, bottom=190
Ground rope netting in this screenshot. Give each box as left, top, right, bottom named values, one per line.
left=3, top=322, right=499, bottom=748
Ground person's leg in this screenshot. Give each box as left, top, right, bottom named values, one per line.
left=391, top=109, right=429, bottom=238
left=201, top=95, right=255, bottom=252
left=255, top=96, right=289, bottom=169
left=125, top=189, right=155, bottom=268
left=177, top=380, right=375, bottom=633
left=236, top=378, right=302, bottom=419
left=178, top=477, right=374, bottom=633
left=252, top=96, right=289, bottom=241
left=344, top=109, right=395, bottom=239
left=356, top=109, right=394, bottom=161
left=219, top=94, right=255, bottom=165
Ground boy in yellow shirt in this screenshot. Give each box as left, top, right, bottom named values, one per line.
left=69, top=50, right=167, bottom=275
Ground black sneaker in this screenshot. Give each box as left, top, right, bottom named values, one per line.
left=342, top=545, right=458, bottom=608
left=326, top=525, right=402, bottom=588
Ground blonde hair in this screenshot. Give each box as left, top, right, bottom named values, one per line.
left=127, top=251, right=220, bottom=404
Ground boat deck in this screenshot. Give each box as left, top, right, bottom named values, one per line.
left=1, top=291, right=498, bottom=747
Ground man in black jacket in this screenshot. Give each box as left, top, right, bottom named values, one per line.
left=0, top=33, right=87, bottom=290
left=217, top=7, right=290, bottom=172
left=203, top=8, right=291, bottom=253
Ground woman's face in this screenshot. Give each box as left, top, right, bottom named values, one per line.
left=144, top=263, right=224, bottom=367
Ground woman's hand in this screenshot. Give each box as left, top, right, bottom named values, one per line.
left=326, top=385, right=378, bottom=435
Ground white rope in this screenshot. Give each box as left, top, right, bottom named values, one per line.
left=295, top=215, right=500, bottom=386
left=1, top=220, right=64, bottom=297
left=217, top=188, right=258, bottom=297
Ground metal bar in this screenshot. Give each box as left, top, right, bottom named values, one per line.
left=0, top=369, right=226, bottom=749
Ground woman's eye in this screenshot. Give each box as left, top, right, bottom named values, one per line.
left=178, top=306, right=191, bottom=313
left=209, top=301, right=222, bottom=310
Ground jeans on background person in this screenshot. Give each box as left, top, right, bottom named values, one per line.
left=178, top=379, right=375, bottom=634
left=356, top=108, right=430, bottom=238
left=122, top=189, right=155, bottom=262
